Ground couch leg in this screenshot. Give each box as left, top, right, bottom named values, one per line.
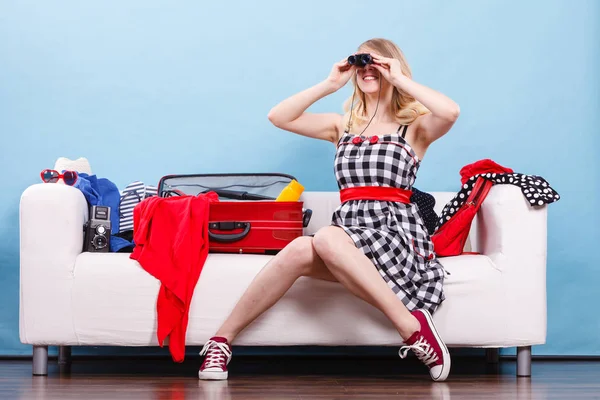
left=58, top=346, right=72, bottom=366
left=486, top=348, right=499, bottom=364
left=32, top=345, right=48, bottom=376
left=516, top=346, right=531, bottom=377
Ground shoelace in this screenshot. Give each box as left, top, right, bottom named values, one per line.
left=399, top=335, right=439, bottom=366
left=200, top=340, right=232, bottom=370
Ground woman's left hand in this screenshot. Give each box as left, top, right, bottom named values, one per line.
left=370, top=53, right=405, bottom=85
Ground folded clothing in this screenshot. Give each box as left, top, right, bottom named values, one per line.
left=73, top=173, right=120, bottom=233
left=411, top=188, right=438, bottom=235
left=73, top=173, right=134, bottom=252
left=119, top=181, right=158, bottom=233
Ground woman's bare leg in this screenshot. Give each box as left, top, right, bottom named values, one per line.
left=215, top=226, right=420, bottom=344
left=311, top=226, right=420, bottom=340
left=311, top=226, right=451, bottom=381
left=202, top=226, right=447, bottom=382
left=214, top=236, right=337, bottom=343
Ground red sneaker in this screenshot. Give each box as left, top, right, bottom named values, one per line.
left=198, top=336, right=232, bottom=380
left=399, top=309, right=451, bottom=381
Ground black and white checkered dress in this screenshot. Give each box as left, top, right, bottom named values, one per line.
left=331, top=125, right=445, bottom=314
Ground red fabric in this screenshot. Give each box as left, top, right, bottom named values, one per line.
left=431, top=177, right=493, bottom=257
left=459, top=158, right=513, bottom=185
left=340, top=186, right=412, bottom=203
left=130, top=192, right=218, bottom=362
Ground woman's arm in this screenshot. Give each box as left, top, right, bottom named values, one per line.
left=267, top=80, right=342, bottom=143
left=267, top=58, right=356, bottom=143
left=392, top=75, right=460, bottom=144
left=370, top=53, right=460, bottom=144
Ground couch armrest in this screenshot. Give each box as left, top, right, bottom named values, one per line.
left=475, top=184, right=547, bottom=261
left=475, top=184, right=548, bottom=345
left=19, top=183, right=88, bottom=345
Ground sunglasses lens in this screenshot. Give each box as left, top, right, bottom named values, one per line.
left=63, top=171, right=77, bottom=186
left=42, top=170, right=58, bottom=183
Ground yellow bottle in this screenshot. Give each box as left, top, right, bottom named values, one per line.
left=276, top=179, right=304, bottom=202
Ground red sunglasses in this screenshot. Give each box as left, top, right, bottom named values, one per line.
left=40, top=169, right=78, bottom=186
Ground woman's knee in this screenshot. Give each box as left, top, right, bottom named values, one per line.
left=312, top=226, right=346, bottom=263
left=279, top=236, right=318, bottom=276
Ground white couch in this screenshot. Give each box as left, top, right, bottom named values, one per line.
left=19, top=183, right=547, bottom=377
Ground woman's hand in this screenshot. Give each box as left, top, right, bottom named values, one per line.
left=367, top=53, right=461, bottom=145
left=326, top=58, right=356, bottom=91
left=370, top=53, right=405, bottom=86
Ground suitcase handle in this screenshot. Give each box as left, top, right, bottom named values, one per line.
left=302, top=208, right=312, bottom=228
left=208, top=221, right=251, bottom=243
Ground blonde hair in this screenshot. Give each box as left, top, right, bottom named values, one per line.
left=343, top=38, right=430, bottom=132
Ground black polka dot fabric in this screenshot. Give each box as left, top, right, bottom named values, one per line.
left=436, top=172, right=560, bottom=231
left=411, top=187, right=438, bottom=235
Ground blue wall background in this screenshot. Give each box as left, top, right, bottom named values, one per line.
left=0, top=0, right=598, bottom=357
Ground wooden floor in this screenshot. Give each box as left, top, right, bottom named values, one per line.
left=1, top=356, right=599, bottom=399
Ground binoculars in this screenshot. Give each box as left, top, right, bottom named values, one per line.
left=348, top=53, right=373, bottom=67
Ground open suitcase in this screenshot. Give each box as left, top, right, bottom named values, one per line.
left=157, top=173, right=312, bottom=254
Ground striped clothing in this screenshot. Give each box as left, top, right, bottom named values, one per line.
left=119, top=181, right=157, bottom=232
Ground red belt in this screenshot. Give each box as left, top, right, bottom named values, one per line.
left=339, top=186, right=412, bottom=203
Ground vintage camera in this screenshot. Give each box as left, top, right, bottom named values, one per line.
left=348, top=53, right=373, bottom=67
left=83, top=205, right=111, bottom=252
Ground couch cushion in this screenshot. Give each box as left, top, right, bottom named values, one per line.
left=71, top=251, right=506, bottom=348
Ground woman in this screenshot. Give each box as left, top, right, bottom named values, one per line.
left=198, top=38, right=460, bottom=382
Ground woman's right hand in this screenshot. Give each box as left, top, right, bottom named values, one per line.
left=326, top=58, right=355, bottom=91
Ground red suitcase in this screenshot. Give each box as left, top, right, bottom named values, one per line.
left=157, top=173, right=312, bottom=254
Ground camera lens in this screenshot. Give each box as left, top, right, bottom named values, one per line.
left=93, top=235, right=107, bottom=249
left=96, top=225, right=106, bottom=235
